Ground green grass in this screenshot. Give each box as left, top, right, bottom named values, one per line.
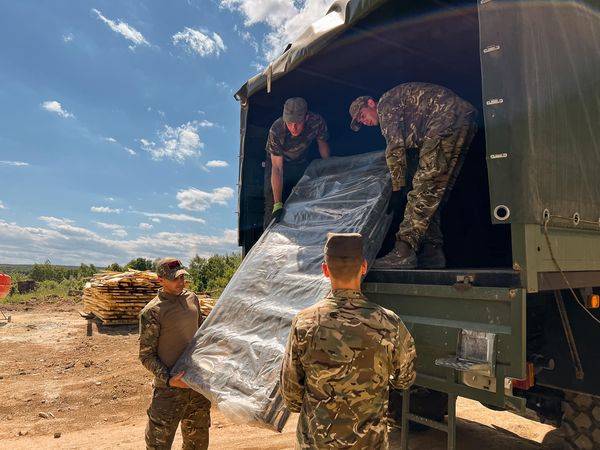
left=1, top=279, right=83, bottom=304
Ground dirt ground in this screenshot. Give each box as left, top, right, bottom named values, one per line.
left=0, top=299, right=563, bottom=449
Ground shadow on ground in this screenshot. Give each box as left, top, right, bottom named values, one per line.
left=389, top=415, right=561, bottom=450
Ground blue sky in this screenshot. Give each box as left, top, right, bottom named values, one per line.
left=0, top=0, right=332, bottom=265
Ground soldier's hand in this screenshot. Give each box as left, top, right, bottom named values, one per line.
left=168, top=371, right=190, bottom=389
left=387, top=189, right=406, bottom=214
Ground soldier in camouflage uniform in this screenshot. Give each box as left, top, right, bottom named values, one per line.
left=264, top=97, right=331, bottom=227
left=139, top=258, right=210, bottom=450
left=280, top=233, right=416, bottom=449
left=350, top=82, right=478, bottom=269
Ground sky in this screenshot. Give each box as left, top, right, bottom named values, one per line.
left=0, top=0, right=334, bottom=266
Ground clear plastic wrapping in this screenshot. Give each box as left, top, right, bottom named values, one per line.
left=173, top=151, right=392, bottom=431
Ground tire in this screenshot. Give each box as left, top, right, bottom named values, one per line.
left=559, top=392, right=600, bottom=450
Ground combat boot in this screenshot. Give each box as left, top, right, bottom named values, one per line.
left=373, top=240, right=417, bottom=269
left=417, top=243, right=446, bottom=269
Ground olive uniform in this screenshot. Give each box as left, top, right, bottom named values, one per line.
left=264, top=111, right=329, bottom=227
left=352, top=82, right=477, bottom=251
left=139, top=260, right=210, bottom=450
left=280, top=233, right=416, bottom=449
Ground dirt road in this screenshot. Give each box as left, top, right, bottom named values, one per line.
left=0, top=300, right=561, bottom=449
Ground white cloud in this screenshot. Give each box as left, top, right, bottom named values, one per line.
left=93, top=221, right=128, bottom=237
left=139, top=222, right=153, bottom=230
left=125, top=147, right=137, bottom=156
left=94, top=221, right=123, bottom=230
left=0, top=161, right=29, bottom=167
left=0, top=201, right=5, bottom=210
left=105, top=197, right=116, bottom=202
left=63, top=33, right=74, bottom=43
left=206, top=160, right=229, bottom=168
left=91, top=206, right=122, bottom=214
left=221, top=0, right=333, bottom=61
left=234, top=24, right=259, bottom=53
left=105, top=137, right=117, bottom=143
left=172, top=27, right=226, bottom=57
left=198, top=119, right=216, bottom=128
left=42, top=100, right=74, bottom=118
left=150, top=218, right=161, bottom=223
left=39, top=216, right=99, bottom=239
left=140, top=121, right=205, bottom=163
left=0, top=218, right=237, bottom=265
left=92, top=8, right=149, bottom=48
left=177, top=187, right=234, bottom=212
left=112, top=229, right=128, bottom=238
left=138, top=212, right=206, bottom=224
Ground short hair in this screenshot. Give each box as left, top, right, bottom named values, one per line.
left=325, top=255, right=363, bottom=282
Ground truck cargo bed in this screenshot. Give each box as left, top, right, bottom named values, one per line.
left=365, top=268, right=521, bottom=288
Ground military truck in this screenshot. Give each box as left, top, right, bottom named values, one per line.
left=233, top=1, right=600, bottom=448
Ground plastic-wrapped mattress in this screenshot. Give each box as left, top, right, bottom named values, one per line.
left=173, top=151, right=392, bottom=431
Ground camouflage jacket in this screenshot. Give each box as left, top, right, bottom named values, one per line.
left=138, top=289, right=204, bottom=386
left=280, top=289, right=416, bottom=449
left=266, top=112, right=329, bottom=162
left=377, top=82, right=477, bottom=190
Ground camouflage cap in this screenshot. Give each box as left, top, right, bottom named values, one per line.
left=283, top=97, right=308, bottom=123
left=324, top=232, right=364, bottom=259
left=349, top=96, right=372, bottom=132
left=156, top=258, right=188, bottom=280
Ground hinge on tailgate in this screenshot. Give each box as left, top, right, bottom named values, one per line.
left=453, top=275, right=474, bottom=291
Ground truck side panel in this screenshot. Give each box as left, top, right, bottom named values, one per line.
left=363, top=282, right=526, bottom=411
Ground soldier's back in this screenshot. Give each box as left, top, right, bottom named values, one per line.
left=293, top=288, right=404, bottom=449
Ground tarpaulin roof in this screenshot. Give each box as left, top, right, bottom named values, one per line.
left=235, top=0, right=386, bottom=101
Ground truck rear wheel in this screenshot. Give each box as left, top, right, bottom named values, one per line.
left=559, top=392, right=600, bottom=449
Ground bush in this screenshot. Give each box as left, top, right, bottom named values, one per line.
left=126, top=258, right=155, bottom=271
left=188, top=253, right=241, bottom=297
left=106, top=263, right=125, bottom=272
left=29, top=260, right=97, bottom=282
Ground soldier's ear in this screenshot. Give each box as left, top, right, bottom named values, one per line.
left=360, top=259, right=368, bottom=276
left=322, top=262, right=331, bottom=279
left=367, top=98, right=377, bottom=109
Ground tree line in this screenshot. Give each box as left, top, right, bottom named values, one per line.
left=3, top=254, right=242, bottom=298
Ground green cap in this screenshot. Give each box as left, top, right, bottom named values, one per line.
left=324, top=232, right=364, bottom=259
left=283, top=97, right=308, bottom=123
left=349, top=96, right=372, bottom=131
left=156, top=258, right=188, bottom=280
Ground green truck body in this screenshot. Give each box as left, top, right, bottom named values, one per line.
left=234, top=0, right=600, bottom=446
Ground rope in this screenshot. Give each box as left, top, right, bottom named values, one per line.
left=543, top=217, right=600, bottom=326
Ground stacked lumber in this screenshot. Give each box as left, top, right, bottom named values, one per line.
left=83, top=270, right=160, bottom=325
left=199, top=295, right=215, bottom=318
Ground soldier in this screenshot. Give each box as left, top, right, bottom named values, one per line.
left=280, top=233, right=416, bottom=449
left=349, top=82, right=478, bottom=269
left=264, top=97, right=331, bottom=227
left=139, top=258, right=210, bottom=450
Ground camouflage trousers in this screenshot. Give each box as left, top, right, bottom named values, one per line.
left=263, top=157, right=310, bottom=229
left=397, top=116, right=477, bottom=249
left=145, top=385, right=211, bottom=450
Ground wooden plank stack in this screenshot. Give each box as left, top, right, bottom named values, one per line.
left=83, top=270, right=161, bottom=325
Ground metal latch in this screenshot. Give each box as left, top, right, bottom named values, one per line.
left=453, top=275, right=474, bottom=291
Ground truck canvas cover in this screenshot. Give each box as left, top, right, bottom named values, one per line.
left=236, top=0, right=599, bottom=244
left=174, top=151, right=392, bottom=430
